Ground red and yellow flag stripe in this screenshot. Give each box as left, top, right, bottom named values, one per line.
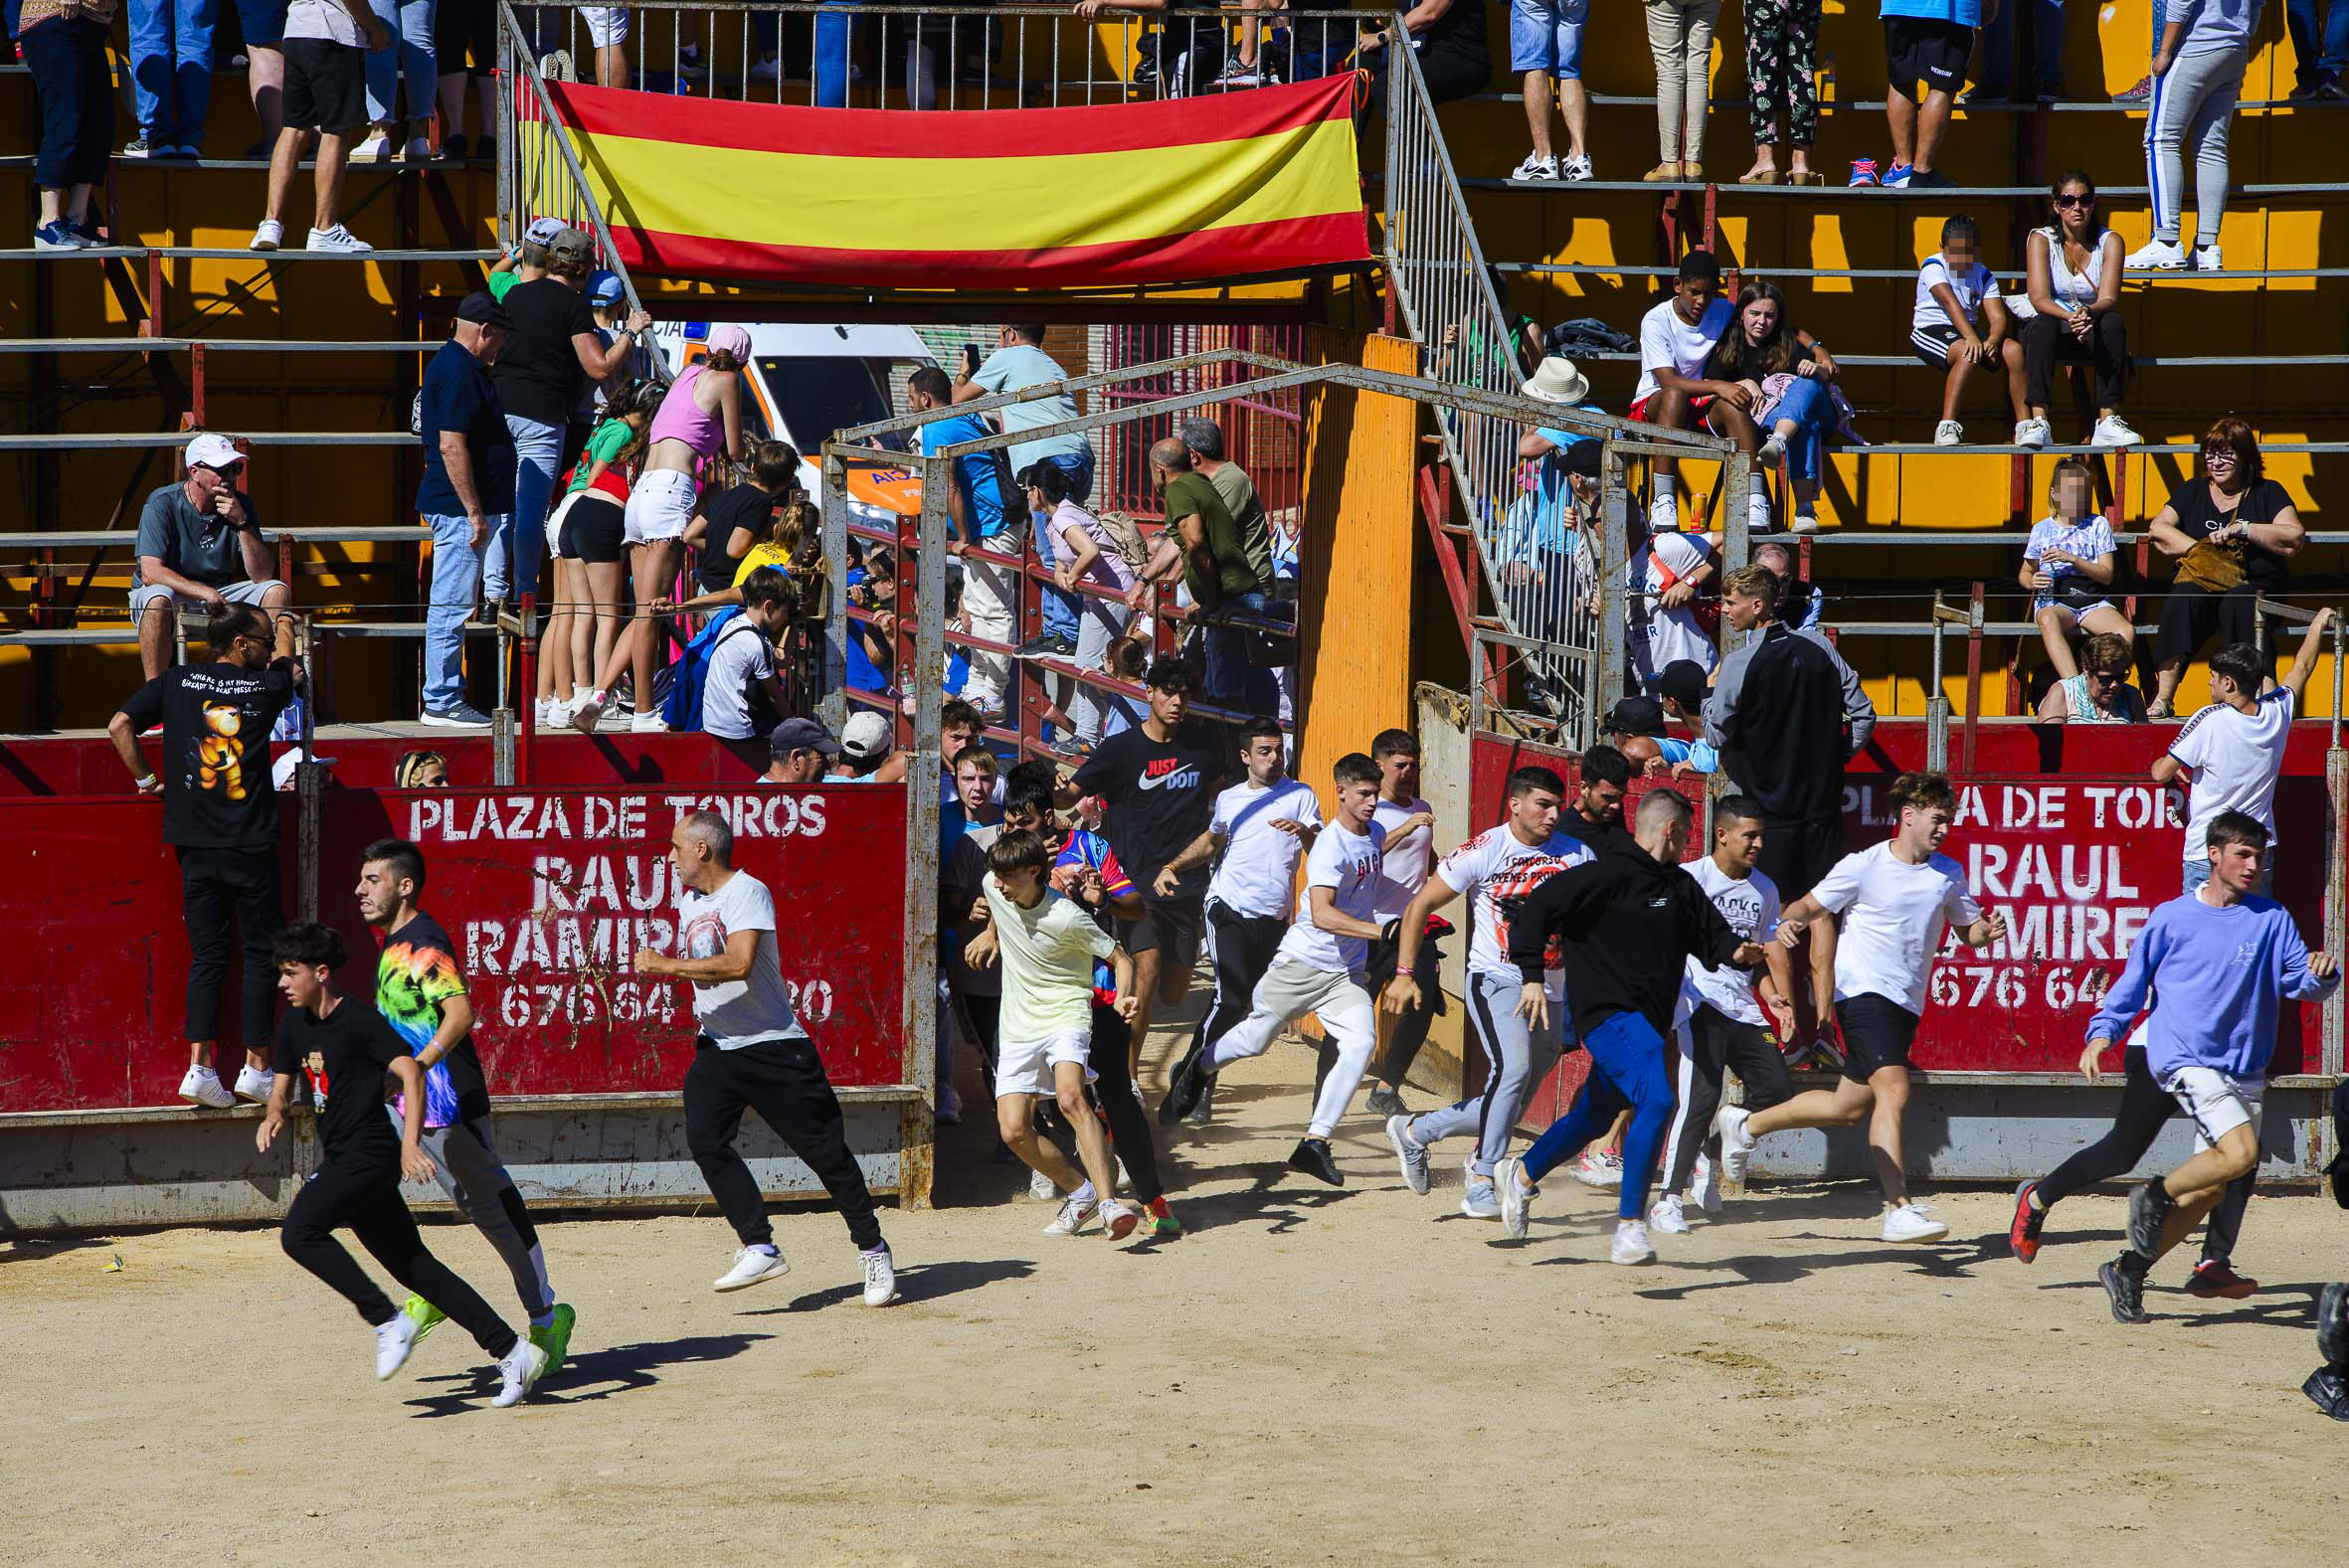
left=529, top=75, right=1368, bottom=287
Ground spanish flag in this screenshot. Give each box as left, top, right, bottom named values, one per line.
left=531, top=75, right=1369, bottom=288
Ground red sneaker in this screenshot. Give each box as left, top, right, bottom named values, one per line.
left=2009, top=1179, right=2045, bottom=1263
left=2186, top=1259, right=2258, bottom=1300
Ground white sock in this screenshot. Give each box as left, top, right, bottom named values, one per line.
left=1069, top=1180, right=1097, bottom=1205
left=751, top=1243, right=779, bottom=1257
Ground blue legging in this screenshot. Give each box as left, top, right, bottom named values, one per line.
left=1520, top=1010, right=1677, bottom=1222
left=1762, top=375, right=1838, bottom=482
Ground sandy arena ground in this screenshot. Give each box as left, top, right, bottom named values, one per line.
left=5, top=1008, right=2348, bottom=1568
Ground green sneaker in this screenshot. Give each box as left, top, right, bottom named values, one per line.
left=1145, top=1209, right=1183, bottom=1241
left=402, top=1294, right=446, bottom=1341
left=528, top=1303, right=577, bottom=1378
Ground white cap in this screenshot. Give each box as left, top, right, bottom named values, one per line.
left=271, top=747, right=336, bottom=791
left=841, top=710, right=893, bottom=762
left=185, top=432, right=242, bottom=470
left=523, top=215, right=567, bottom=247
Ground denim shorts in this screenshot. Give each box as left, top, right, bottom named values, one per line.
left=1510, top=0, right=1590, bottom=77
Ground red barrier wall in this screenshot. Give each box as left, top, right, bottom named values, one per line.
left=0, top=784, right=909, bottom=1113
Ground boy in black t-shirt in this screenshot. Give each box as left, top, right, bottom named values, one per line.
left=257, top=923, right=546, bottom=1406
left=109, top=605, right=302, bottom=1112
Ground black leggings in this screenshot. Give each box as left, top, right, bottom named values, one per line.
left=1662, top=1004, right=1796, bottom=1196
left=1190, top=900, right=1287, bottom=1067
left=280, top=1156, right=518, bottom=1356
left=1088, top=1003, right=1166, bottom=1204
left=683, top=1034, right=884, bottom=1254
left=179, top=844, right=285, bottom=1050
left=1372, top=936, right=1446, bottom=1091
left=2036, top=1045, right=2253, bottom=1264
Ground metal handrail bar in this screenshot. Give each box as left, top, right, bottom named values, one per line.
left=498, top=1, right=645, bottom=315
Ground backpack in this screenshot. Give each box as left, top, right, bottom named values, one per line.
left=1090, top=509, right=1158, bottom=580
left=661, top=608, right=780, bottom=735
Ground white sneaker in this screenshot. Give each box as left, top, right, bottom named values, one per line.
left=1649, top=1194, right=1691, bottom=1234
left=1459, top=1181, right=1501, bottom=1220
left=570, top=690, right=607, bottom=734
left=1510, top=151, right=1559, bottom=182
left=1028, top=1166, right=1057, bottom=1201
left=1882, top=1202, right=1949, bottom=1243
left=373, top=1312, right=420, bottom=1379
left=1746, top=491, right=1774, bottom=534
left=1387, top=1114, right=1430, bottom=1195
left=1497, top=1156, right=1533, bottom=1240
left=2192, top=244, right=2223, bottom=272
left=347, top=130, right=392, bottom=162
left=534, top=697, right=558, bottom=728
left=2091, top=414, right=2141, bottom=447
left=491, top=1338, right=548, bottom=1406
left=305, top=224, right=372, bottom=253
left=1042, top=1195, right=1099, bottom=1236
left=1612, top=1218, right=1655, bottom=1265
left=1715, top=1104, right=1757, bottom=1184
left=232, top=1063, right=274, bottom=1103
left=249, top=219, right=283, bottom=252
left=1573, top=1148, right=1624, bottom=1190
left=1692, top=1151, right=1723, bottom=1213
left=1932, top=419, right=1964, bottom=446
left=1789, top=508, right=1819, bottom=535
left=1560, top=153, right=1594, bottom=182
left=630, top=710, right=669, bottom=734
left=1098, top=1199, right=1138, bottom=1241
left=2015, top=416, right=2052, bottom=448
left=178, top=1065, right=236, bottom=1109
left=860, top=1245, right=897, bottom=1307
left=1649, top=492, right=1678, bottom=533
left=748, top=54, right=781, bottom=83
left=712, top=1245, right=789, bottom=1292
left=1757, top=434, right=1787, bottom=465
left=2125, top=237, right=2188, bottom=270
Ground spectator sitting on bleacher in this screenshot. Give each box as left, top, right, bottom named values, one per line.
left=1753, top=540, right=1823, bottom=629
left=1632, top=251, right=1747, bottom=536
left=248, top=0, right=390, bottom=254
left=132, top=435, right=292, bottom=681
left=2019, top=171, right=2138, bottom=449
left=2036, top=631, right=2147, bottom=723
left=2022, top=456, right=2131, bottom=681
left=1911, top=214, right=2029, bottom=447
left=1508, top=0, right=1593, bottom=181
left=394, top=749, right=451, bottom=786
left=2127, top=0, right=2256, bottom=271
left=1352, top=0, right=1493, bottom=106
left=1073, top=0, right=1226, bottom=95
left=23, top=0, right=115, bottom=249
left=1869, top=0, right=1975, bottom=189
left=2145, top=418, right=2307, bottom=717
left=1700, top=280, right=1844, bottom=534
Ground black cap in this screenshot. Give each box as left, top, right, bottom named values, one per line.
left=1657, top=659, right=1711, bottom=711
left=1560, top=438, right=1603, bottom=478
left=456, top=290, right=511, bottom=330
left=768, top=716, right=840, bottom=757
left=1603, top=695, right=1666, bottom=738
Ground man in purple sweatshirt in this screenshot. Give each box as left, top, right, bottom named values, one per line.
left=2082, top=809, right=2339, bottom=1325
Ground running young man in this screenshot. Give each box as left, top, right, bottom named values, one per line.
left=257, top=923, right=545, bottom=1406
left=1553, top=743, right=1637, bottom=1188
left=2082, top=811, right=2339, bottom=1324
left=639, top=810, right=897, bottom=1306
left=967, top=829, right=1143, bottom=1240
left=1363, top=728, right=1442, bottom=1117
left=1160, top=753, right=1391, bottom=1186
left=355, top=839, right=574, bottom=1373
left=1155, top=717, right=1321, bottom=1128
left=1382, top=765, right=1583, bottom=1220
left=1494, top=789, right=1765, bottom=1264
left=1716, top=771, right=2008, bottom=1242
left=1652, top=796, right=1800, bottom=1234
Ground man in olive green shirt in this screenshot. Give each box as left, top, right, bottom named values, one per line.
left=1180, top=416, right=1272, bottom=591
left=1140, top=437, right=1278, bottom=712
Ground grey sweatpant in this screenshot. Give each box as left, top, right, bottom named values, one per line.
left=389, top=1108, right=554, bottom=1320
left=1404, top=969, right=1565, bottom=1178
left=2144, top=45, right=2246, bottom=245
left=1203, top=957, right=1377, bottom=1139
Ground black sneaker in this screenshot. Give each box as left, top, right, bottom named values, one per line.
left=2303, top=1366, right=2349, bottom=1420
left=1287, top=1136, right=1343, bottom=1187
left=1018, top=631, right=1077, bottom=658
left=2099, top=1258, right=2150, bottom=1324
left=1365, top=1085, right=1408, bottom=1118
left=1158, top=1051, right=1210, bottom=1126
left=1184, top=1077, right=1213, bottom=1127
left=2319, top=1282, right=2349, bottom=1368
left=2327, top=1150, right=2349, bottom=1210
left=122, top=135, right=154, bottom=158
left=2127, top=1179, right=2173, bottom=1258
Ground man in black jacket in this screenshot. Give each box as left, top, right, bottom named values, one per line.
left=1702, top=563, right=1875, bottom=1052
left=1494, top=788, right=1764, bottom=1264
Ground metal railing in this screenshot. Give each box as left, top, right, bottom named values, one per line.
left=500, top=0, right=649, bottom=312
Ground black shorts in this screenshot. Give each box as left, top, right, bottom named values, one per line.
left=560, top=492, right=626, bottom=564
left=2153, top=579, right=2275, bottom=670
left=433, top=0, right=495, bottom=75
left=1910, top=321, right=1963, bottom=369
left=1837, top=991, right=1922, bottom=1082
left=1884, top=16, right=1972, bottom=97
left=1121, top=896, right=1203, bottom=970
left=1757, top=813, right=1845, bottom=905
left=281, top=38, right=367, bottom=132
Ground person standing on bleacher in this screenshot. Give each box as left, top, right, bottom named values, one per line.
left=419, top=291, right=515, bottom=729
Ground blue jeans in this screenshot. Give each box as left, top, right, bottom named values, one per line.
left=1765, top=376, right=1838, bottom=481
left=484, top=414, right=560, bottom=600
left=814, top=4, right=858, bottom=103
left=1200, top=589, right=1281, bottom=714
left=1026, top=447, right=1094, bottom=644
left=129, top=0, right=217, bottom=145
left=362, top=0, right=438, bottom=124
left=2289, top=0, right=2349, bottom=84
left=1974, top=0, right=2065, bottom=91
left=424, top=511, right=479, bottom=712
left=1519, top=1010, right=1677, bottom=1222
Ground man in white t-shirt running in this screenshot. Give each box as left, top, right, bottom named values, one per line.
left=1161, top=754, right=1393, bottom=1186
left=638, top=810, right=897, bottom=1306
left=1382, top=765, right=1584, bottom=1219
left=1363, top=728, right=1443, bottom=1115
left=2149, top=616, right=2333, bottom=898
left=1155, top=718, right=1323, bottom=1129
left=1716, top=772, right=2007, bottom=1243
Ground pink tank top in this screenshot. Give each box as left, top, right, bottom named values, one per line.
left=648, top=363, right=726, bottom=457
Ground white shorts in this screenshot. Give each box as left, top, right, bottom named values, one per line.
left=583, top=5, right=630, bottom=46
left=130, top=578, right=285, bottom=618
left=994, top=1028, right=1094, bottom=1099
left=2162, top=1064, right=2265, bottom=1148
left=624, top=467, right=696, bottom=545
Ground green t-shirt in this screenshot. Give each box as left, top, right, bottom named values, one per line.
left=1205, top=461, right=1272, bottom=588
left=567, top=417, right=632, bottom=493
left=487, top=269, right=523, bottom=301
left=1164, top=471, right=1256, bottom=605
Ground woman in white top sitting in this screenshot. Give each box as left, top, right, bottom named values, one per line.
left=2020, top=456, right=2132, bottom=682
left=2018, top=170, right=2138, bottom=450
left=2036, top=630, right=2147, bottom=724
